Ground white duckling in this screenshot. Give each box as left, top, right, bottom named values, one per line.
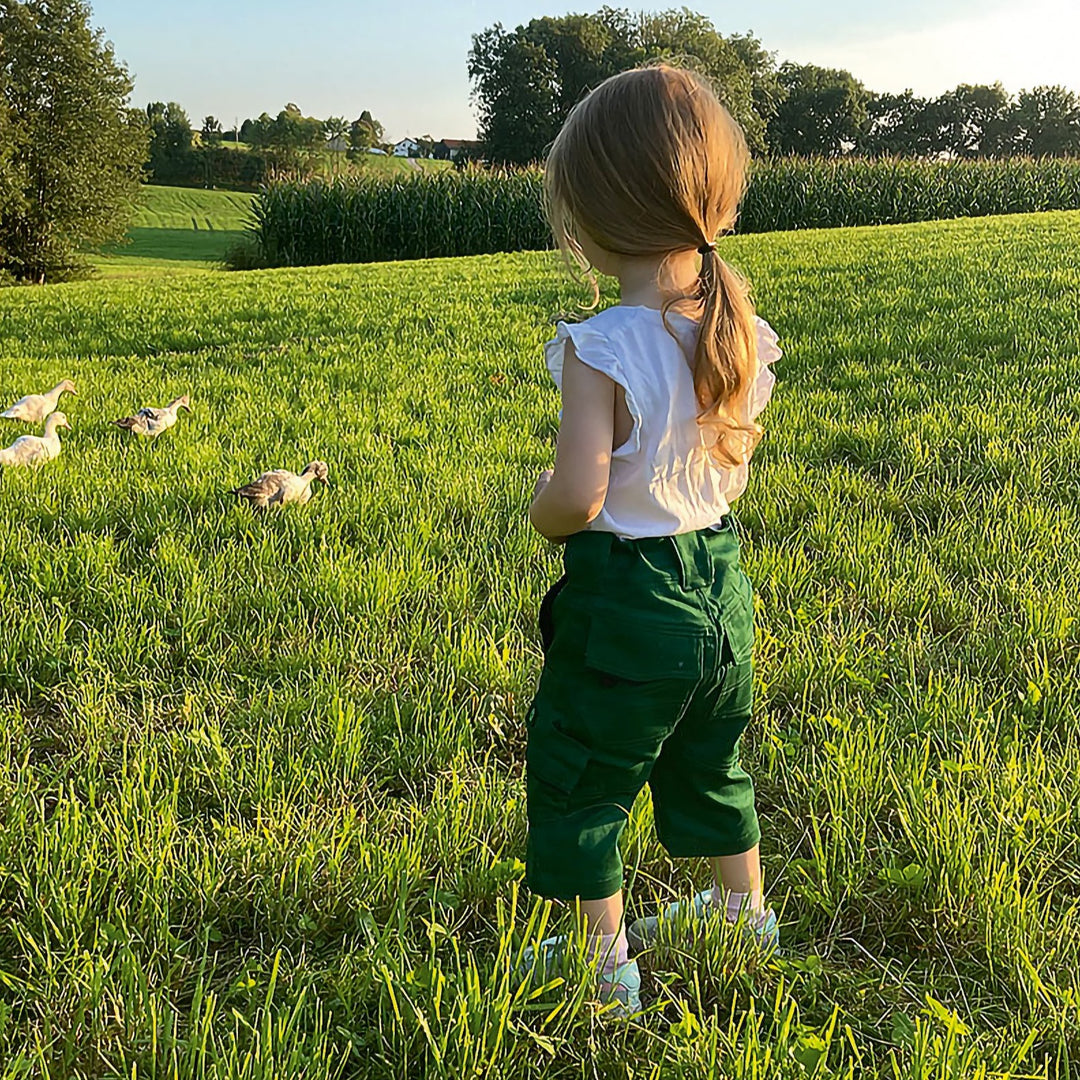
left=2, top=379, right=77, bottom=423
left=112, top=394, right=191, bottom=438
left=0, top=411, right=71, bottom=467
left=233, top=461, right=329, bottom=510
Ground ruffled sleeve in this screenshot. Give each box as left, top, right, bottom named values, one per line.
left=749, top=317, right=781, bottom=421
left=544, top=320, right=622, bottom=391
left=544, top=318, right=641, bottom=457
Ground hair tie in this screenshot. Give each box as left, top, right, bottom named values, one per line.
left=698, top=242, right=716, bottom=255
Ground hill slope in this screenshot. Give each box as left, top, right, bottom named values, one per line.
left=96, top=185, right=255, bottom=274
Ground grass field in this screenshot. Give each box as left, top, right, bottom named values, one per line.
left=2, top=210, right=1080, bottom=1077
left=95, top=186, right=255, bottom=275
left=95, top=171, right=453, bottom=276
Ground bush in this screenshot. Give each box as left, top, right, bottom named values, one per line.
left=147, top=146, right=279, bottom=191
left=222, top=237, right=270, bottom=271
left=235, top=157, right=1080, bottom=269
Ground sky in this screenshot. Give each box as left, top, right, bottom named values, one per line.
left=90, top=0, right=1080, bottom=141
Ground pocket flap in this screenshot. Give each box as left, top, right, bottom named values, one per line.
left=585, top=613, right=704, bottom=682
left=527, top=719, right=589, bottom=796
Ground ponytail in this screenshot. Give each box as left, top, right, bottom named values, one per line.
left=543, top=63, right=762, bottom=467
left=691, top=245, right=760, bottom=468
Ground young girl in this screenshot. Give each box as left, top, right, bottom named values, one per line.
left=523, top=64, right=781, bottom=1015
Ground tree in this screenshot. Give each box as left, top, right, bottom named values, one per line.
left=323, top=115, right=348, bottom=173
left=728, top=32, right=785, bottom=133
left=469, top=8, right=763, bottom=165
left=148, top=102, right=192, bottom=157
left=0, top=69, right=19, bottom=276
left=323, top=115, right=349, bottom=144
left=0, top=0, right=147, bottom=282
left=860, top=90, right=942, bottom=157
left=934, top=83, right=1013, bottom=157
left=201, top=114, right=223, bottom=145
left=245, top=112, right=275, bottom=149
left=469, top=23, right=560, bottom=165
left=768, top=63, right=870, bottom=156
left=347, top=110, right=384, bottom=159
left=246, top=105, right=323, bottom=164
left=1012, top=85, right=1080, bottom=156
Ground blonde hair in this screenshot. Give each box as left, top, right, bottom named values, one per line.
left=544, top=64, right=760, bottom=467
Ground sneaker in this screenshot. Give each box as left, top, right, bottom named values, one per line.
left=515, top=934, right=643, bottom=1017
left=627, top=890, right=780, bottom=956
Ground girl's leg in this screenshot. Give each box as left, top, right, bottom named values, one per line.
left=711, top=844, right=767, bottom=923
left=580, top=890, right=629, bottom=972
left=711, top=844, right=761, bottom=895
left=580, top=890, right=624, bottom=935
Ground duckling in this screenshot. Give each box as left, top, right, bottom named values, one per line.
left=0, top=411, right=71, bottom=467
left=112, top=395, right=191, bottom=438
left=2, top=379, right=77, bottom=423
left=233, top=461, right=329, bottom=510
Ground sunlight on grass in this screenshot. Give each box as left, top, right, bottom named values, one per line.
left=1, top=211, right=1078, bottom=1077
left=95, top=185, right=256, bottom=274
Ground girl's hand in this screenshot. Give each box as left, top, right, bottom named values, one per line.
left=532, top=469, right=554, bottom=504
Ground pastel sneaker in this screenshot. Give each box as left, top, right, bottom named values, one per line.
left=593, top=957, right=643, bottom=1018
left=515, top=934, right=643, bottom=1018
left=627, top=890, right=780, bottom=956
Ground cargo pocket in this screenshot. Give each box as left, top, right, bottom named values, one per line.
left=584, top=611, right=705, bottom=683
left=526, top=714, right=591, bottom=814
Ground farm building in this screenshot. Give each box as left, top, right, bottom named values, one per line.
left=393, top=138, right=422, bottom=157
left=434, top=138, right=482, bottom=162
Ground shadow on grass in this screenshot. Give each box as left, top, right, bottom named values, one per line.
left=104, top=227, right=248, bottom=264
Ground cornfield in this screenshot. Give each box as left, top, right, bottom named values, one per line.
left=246, top=169, right=548, bottom=268
left=741, top=156, right=1080, bottom=231
left=238, top=157, right=1080, bottom=269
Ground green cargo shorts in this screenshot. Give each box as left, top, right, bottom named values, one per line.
left=525, top=522, right=760, bottom=901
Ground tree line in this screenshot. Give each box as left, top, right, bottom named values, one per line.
left=146, top=102, right=388, bottom=188
left=469, top=8, right=1080, bottom=164
left=4, top=0, right=1079, bottom=284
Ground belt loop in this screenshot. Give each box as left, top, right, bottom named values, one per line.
left=671, top=531, right=711, bottom=591
left=668, top=536, right=686, bottom=591
left=695, top=531, right=713, bottom=589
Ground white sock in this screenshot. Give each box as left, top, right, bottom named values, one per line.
left=587, top=929, right=629, bottom=975
left=713, top=886, right=767, bottom=927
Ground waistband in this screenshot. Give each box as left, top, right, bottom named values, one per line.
left=563, top=521, right=739, bottom=593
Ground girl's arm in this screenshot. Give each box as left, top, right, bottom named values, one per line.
left=530, top=342, right=614, bottom=543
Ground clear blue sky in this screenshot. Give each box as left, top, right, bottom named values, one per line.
left=91, top=0, right=1074, bottom=141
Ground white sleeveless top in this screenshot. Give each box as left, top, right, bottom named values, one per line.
left=545, top=305, right=781, bottom=540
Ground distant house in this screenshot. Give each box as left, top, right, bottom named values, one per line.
left=393, top=137, right=421, bottom=158
left=434, top=138, right=482, bottom=162
left=326, top=135, right=348, bottom=154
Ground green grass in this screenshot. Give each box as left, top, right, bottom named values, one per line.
left=330, top=153, right=453, bottom=176
left=1, top=210, right=1079, bottom=1077
left=95, top=186, right=255, bottom=275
